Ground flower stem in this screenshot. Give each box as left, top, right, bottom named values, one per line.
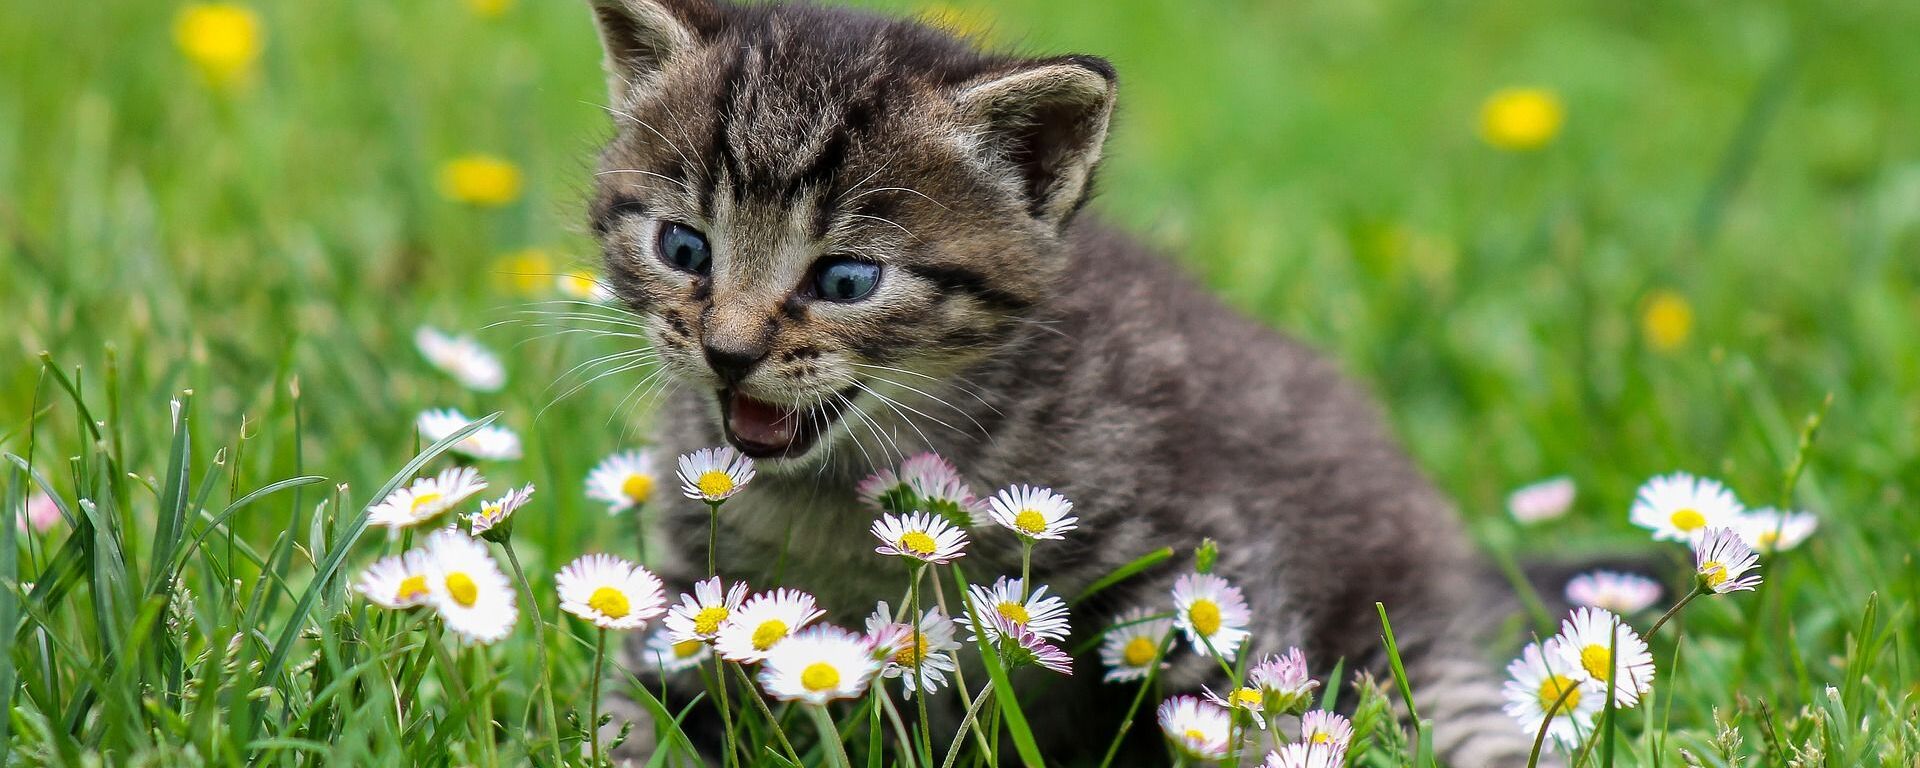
left=706, top=502, right=721, bottom=578
left=1018, top=541, right=1032, bottom=600
left=807, top=704, right=853, bottom=768
left=939, top=685, right=994, bottom=768
left=500, top=542, right=564, bottom=768
left=711, top=659, right=740, bottom=768
left=1099, top=629, right=1177, bottom=768
left=728, top=661, right=801, bottom=765
left=927, top=573, right=994, bottom=756
left=589, top=628, right=607, bottom=766
left=909, top=566, right=934, bottom=761
left=1646, top=584, right=1706, bottom=638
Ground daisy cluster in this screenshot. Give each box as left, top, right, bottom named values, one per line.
left=1503, top=470, right=1805, bottom=755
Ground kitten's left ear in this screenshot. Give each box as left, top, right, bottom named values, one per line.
left=951, top=55, right=1117, bottom=227
left=587, top=0, right=715, bottom=105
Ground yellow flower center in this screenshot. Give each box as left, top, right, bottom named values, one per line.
left=696, top=470, right=735, bottom=499
left=478, top=503, right=502, bottom=522
left=439, top=156, right=523, bottom=208
left=693, top=606, right=729, bottom=636
left=1188, top=599, right=1222, bottom=637
left=1013, top=509, right=1048, bottom=535
left=1699, top=561, right=1728, bottom=587
left=1579, top=644, right=1612, bottom=681
left=1479, top=88, right=1564, bottom=151
left=1641, top=290, right=1695, bottom=352
left=1669, top=507, right=1706, bottom=531
left=899, top=531, right=937, bottom=556
left=560, top=270, right=600, bottom=299
left=1756, top=531, right=1780, bottom=550
left=494, top=249, right=553, bottom=295
left=1121, top=636, right=1157, bottom=667
left=1536, top=674, right=1582, bottom=712
left=173, top=4, right=263, bottom=85
left=410, top=492, right=444, bottom=515
left=621, top=473, right=655, bottom=503
left=1231, top=687, right=1263, bottom=709
left=892, top=634, right=929, bottom=667
left=672, top=639, right=704, bottom=659
left=1183, top=728, right=1208, bottom=743
left=751, top=620, right=788, bottom=651
left=801, top=662, right=841, bottom=692
left=1311, top=732, right=1332, bottom=744
left=995, top=601, right=1029, bottom=625
left=445, top=572, right=479, bottom=608
left=588, top=586, right=631, bottom=619
left=464, top=0, right=513, bottom=18
left=396, top=575, right=430, bottom=602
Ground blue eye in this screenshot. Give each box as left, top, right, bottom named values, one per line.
left=657, top=222, right=711, bottom=275
left=811, top=257, right=881, bottom=302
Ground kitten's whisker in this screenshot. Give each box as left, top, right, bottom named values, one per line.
left=547, top=349, right=660, bottom=395
left=606, top=368, right=669, bottom=429
left=596, top=168, right=694, bottom=193
left=538, top=359, right=657, bottom=421
left=840, top=185, right=952, bottom=212
left=856, top=373, right=989, bottom=442
left=844, top=213, right=917, bottom=241
left=591, top=102, right=698, bottom=176
left=848, top=362, right=1003, bottom=418
left=844, top=390, right=902, bottom=464
left=854, top=381, right=968, bottom=441
left=832, top=392, right=881, bottom=470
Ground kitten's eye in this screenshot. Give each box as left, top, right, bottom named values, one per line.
left=656, top=222, right=711, bottom=275
left=810, top=257, right=881, bottom=302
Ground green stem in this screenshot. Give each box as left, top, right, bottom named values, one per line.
left=939, top=685, right=994, bottom=768
left=909, top=566, right=933, bottom=762
left=729, top=661, right=801, bottom=765
left=1098, top=630, right=1176, bottom=768
left=589, top=628, right=607, bottom=766
left=711, top=658, right=740, bottom=768
left=927, top=572, right=994, bottom=756
left=1018, top=541, right=1032, bottom=600
left=1525, top=676, right=1580, bottom=768
left=1646, top=585, right=1705, bottom=638
left=501, top=542, right=565, bottom=768
left=807, top=704, right=853, bottom=768
left=706, top=502, right=721, bottom=578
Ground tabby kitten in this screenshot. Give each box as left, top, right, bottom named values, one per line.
left=583, top=0, right=1531, bottom=763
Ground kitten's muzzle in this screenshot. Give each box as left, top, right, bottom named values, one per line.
left=719, top=387, right=857, bottom=460
left=702, top=340, right=768, bottom=387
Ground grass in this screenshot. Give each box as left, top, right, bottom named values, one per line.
left=3, top=0, right=1919, bottom=765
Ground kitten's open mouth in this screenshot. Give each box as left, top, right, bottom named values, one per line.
left=719, top=388, right=856, bottom=459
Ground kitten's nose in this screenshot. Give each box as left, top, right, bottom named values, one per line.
left=702, top=341, right=768, bottom=386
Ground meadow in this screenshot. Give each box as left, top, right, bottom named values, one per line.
left=2, top=0, right=1918, bottom=765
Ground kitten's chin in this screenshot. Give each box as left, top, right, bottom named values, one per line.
left=717, top=387, right=856, bottom=463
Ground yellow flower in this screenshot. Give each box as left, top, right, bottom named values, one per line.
left=1640, top=289, right=1694, bottom=352
left=175, top=4, right=265, bottom=89
left=1479, top=87, right=1564, bottom=152
left=917, top=4, right=992, bottom=39
left=465, top=0, right=514, bottom=18
left=494, top=249, right=554, bottom=295
left=439, top=155, right=523, bottom=207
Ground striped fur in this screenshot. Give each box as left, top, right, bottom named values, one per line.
left=585, top=1, right=1536, bottom=764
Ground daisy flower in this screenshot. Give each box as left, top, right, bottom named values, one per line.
left=1202, top=684, right=1268, bottom=725
left=1507, top=476, right=1576, bottom=524
left=714, top=588, right=825, bottom=663
left=556, top=554, right=667, bottom=631
left=1692, top=527, right=1762, bottom=594
left=368, top=467, right=489, bottom=529
left=664, top=576, right=749, bottom=644
left=900, top=453, right=983, bottom=527
left=641, top=626, right=710, bottom=675
left=870, top=511, right=970, bottom=564
left=468, top=483, right=534, bottom=539
left=414, top=326, right=506, bottom=392
left=864, top=602, right=960, bottom=698
left=354, top=550, right=434, bottom=609
left=420, top=529, right=517, bottom=643
left=1172, top=573, right=1253, bottom=659
left=677, top=447, right=755, bottom=503
left=585, top=450, right=661, bottom=514
left=1247, top=647, right=1320, bottom=713
left=856, top=466, right=910, bottom=513
left=1628, top=472, right=1743, bottom=542
left=1733, top=508, right=1817, bottom=553
left=1502, top=638, right=1599, bottom=747
left=1263, top=743, right=1341, bottom=768
left=981, top=611, right=1073, bottom=675
left=1157, top=695, right=1232, bottom=762
left=1555, top=608, right=1655, bottom=708
left=21, top=492, right=61, bottom=533
left=957, top=577, right=1070, bottom=642
left=757, top=624, right=881, bottom=704
left=986, top=484, right=1078, bottom=541
left=1098, top=607, right=1173, bottom=683
left=417, top=408, right=523, bottom=461
left=1565, top=570, right=1662, bottom=614
left=1300, top=710, right=1354, bottom=756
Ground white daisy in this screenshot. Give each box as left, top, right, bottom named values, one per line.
left=1299, top=710, right=1353, bottom=756
left=1172, top=573, right=1252, bottom=659
left=1565, top=570, right=1662, bottom=614
left=1628, top=472, right=1743, bottom=542
left=368, top=466, right=489, bottom=529
left=870, top=511, right=970, bottom=564
left=1503, top=638, right=1600, bottom=747
left=677, top=447, right=755, bottom=503
left=585, top=450, right=661, bottom=514
left=986, top=484, right=1078, bottom=541
left=1157, top=695, right=1232, bottom=762
left=957, top=577, right=1071, bottom=642
left=1262, top=743, right=1341, bottom=768
left=1508, top=476, right=1576, bottom=524
left=864, top=602, right=960, bottom=698
left=1247, top=647, right=1320, bottom=713
left=1555, top=607, right=1655, bottom=708
left=414, top=325, right=506, bottom=392
left=556, top=553, right=667, bottom=631
left=757, top=624, right=881, bottom=704
left=857, top=452, right=985, bottom=526
left=467, top=483, right=534, bottom=539
left=420, top=529, right=517, bottom=643
left=1098, top=607, right=1173, bottom=683
left=1692, top=527, right=1762, bottom=594
left=980, top=611, right=1073, bottom=675
left=1733, top=508, right=1817, bottom=553
left=1202, top=684, right=1268, bottom=725
left=714, top=588, right=825, bottom=663
left=664, top=576, right=749, bottom=644
left=354, top=550, right=434, bottom=609
left=641, top=625, right=710, bottom=675
left=417, top=408, right=523, bottom=461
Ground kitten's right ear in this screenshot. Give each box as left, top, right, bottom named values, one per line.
left=587, top=0, right=712, bottom=103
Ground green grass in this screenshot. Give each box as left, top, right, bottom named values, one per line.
left=4, top=0, right=1919, bottom=765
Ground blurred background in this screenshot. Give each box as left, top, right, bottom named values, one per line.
left=3, top=0, right=1917, bottom=614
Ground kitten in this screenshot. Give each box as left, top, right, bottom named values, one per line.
left=583, top=0, right=1531, bottom=763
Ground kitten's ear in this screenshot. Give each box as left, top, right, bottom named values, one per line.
left=951, top=55, right=1117, bottom=227
left=587, top=0, right=712, bottom=103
